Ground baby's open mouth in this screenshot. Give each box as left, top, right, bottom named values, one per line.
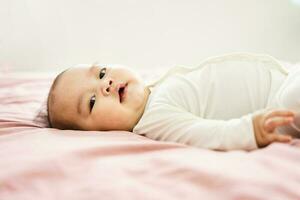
left=118, top=83, right=127, bottom=103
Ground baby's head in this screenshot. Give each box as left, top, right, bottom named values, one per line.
left=47, top=64, right=150, bottom=131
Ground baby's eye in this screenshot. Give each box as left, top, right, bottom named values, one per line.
left=89, top=95, right=96, bottom=112
left=99, top=67, right=106, bottom=79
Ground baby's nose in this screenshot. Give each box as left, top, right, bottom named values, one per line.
left=102, top=79, right=113, bottom=96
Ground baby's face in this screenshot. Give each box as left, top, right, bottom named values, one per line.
left=49, top=65, right=150, bottom=131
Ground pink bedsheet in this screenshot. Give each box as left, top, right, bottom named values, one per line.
left=1, top=70, right=300, bottom=200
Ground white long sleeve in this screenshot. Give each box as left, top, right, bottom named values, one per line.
left=134, top=102, right=257, bottom=150
left=133, top=53, right=288, bottom=150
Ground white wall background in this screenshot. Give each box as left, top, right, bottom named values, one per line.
left=0, top=0, right=300, bottom=72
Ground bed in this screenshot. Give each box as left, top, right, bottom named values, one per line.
left=1, top=66, right=300, bottom=200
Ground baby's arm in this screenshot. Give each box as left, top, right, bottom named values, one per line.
left=252, top=109, right=294, bottom=148
left=138, top=106, right=294, bottom=151
left=138, top=104, right=259, bottom=151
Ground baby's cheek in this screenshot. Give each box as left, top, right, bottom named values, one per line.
left=130, top=85, right=145, bottom=107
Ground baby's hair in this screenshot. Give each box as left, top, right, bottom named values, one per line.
left=47, top=69, right=69, bottom=128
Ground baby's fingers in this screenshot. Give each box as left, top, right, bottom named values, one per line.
left=264, top=117, right=294, bottom=133
left=265, top=109, right=295, bottom=119
left=266, top=133, right=292, bottom=144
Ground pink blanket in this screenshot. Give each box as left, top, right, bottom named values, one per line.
left=1, top=70, right=300, bottom=200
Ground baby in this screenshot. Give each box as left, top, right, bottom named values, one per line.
left=47, top=53, right=299, bottom=151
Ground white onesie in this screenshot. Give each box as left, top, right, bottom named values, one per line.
left=133, top=53, right=295, bottom=151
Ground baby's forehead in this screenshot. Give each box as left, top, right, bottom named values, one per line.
left=48, top=69, right=76, bottom=124
left=52, top=68, right=86, bottom=99
left=64, top=67, right=86, bottom=76
left=59, top=67, right=88, bottom=83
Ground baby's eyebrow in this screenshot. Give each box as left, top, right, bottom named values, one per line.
left=77, top=93, right=84, bottom=115
left=76, top=66, right=99, bottom=116
left=77, top=67, right=93, bottom=116
left=89, top=65, right=98, bottom=75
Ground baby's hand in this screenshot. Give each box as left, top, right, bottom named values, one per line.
left=252, top=109, right=295, bottom=148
